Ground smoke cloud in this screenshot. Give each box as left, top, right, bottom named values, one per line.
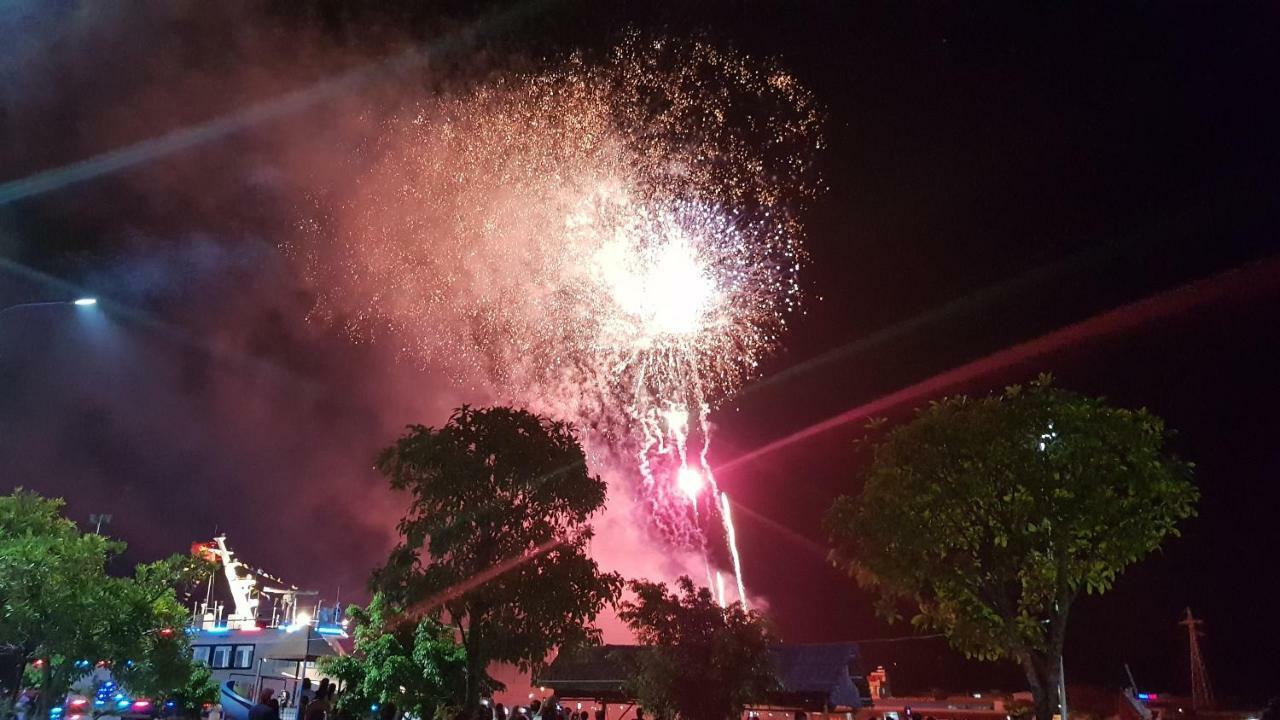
left=1, top=5, right=804, bottom=681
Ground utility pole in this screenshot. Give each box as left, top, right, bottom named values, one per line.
left=1179, top=608, right=1214, bottom=711
left=89, top=513, right=112, bottom=535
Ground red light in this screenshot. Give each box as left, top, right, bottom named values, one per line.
left=133, top=700, right=152, bottom=709
left=32, top=659, right=45, bottom=668
left=70, top=700, right=88, bottom=707
left=1149, top=694, right=1159, bottom=700
left=158, top=628, right=174, bottom=638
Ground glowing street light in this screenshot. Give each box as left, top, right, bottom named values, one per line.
left=0, top=296, right=101, bottom=316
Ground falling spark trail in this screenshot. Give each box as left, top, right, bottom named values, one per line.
left=717, top=256, right=1280, bottom=475
left=719, top=492, right=748, bottom=607
left=703, top=555, right=717, bottom=604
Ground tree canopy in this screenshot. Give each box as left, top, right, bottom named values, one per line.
left=617, top=576, right=775, bottom=720
left=825, top=377, right=1197, bottom=720
left=0, top=490, right=215, bottom=720
left=320, top=595, right=468, bottom=720
left=372, top=406, right=622, bottom=708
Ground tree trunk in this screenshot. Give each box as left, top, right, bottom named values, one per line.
left=464, top=622, right=483, bottom=710
left=31, top=662, right=54, bottom=720
left=3, top=653, right=22, bottom=708
left=1019, top=651, right=1062, bottom=720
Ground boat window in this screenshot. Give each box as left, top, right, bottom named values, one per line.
left=233, top=645, right=255, bottom=669
left=211, top=645, right=233, bottom=669
left=192, top=646, right=211, bottom=665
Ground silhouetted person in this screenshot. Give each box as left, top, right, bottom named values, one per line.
left=303, top=688, right=330, bottom=720
left=1261, top=698, right=1280, bottom=720
left=634, top=709, right=643, bottom=720
left=249, top=690, right=280, bottom=720
left=297, top=679, right=314, bottom=716
left=495, top=704, right=508, bottom=720
left=595, top=709, right=606, bottom=720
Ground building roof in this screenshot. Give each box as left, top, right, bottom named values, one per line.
left=537, top=643, right=869, bottom=711
left=769, top=643, right=865, bottom=708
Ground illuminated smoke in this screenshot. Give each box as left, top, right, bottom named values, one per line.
left=293, top=36, right=823, bottom=600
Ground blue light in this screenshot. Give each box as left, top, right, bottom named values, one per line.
left=205, top=627, right=231, bottom=634
left=166, top=701, right=177, bottom=708
left=1138, top=694, right=1151, bottom=701
left=117, top=700, right=131, bottom=708
left=371, top=705, right=380, bottom=712
left=317, top=627, right=346, bottom=635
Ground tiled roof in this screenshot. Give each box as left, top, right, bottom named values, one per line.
left=537, top=643, right=866, bottom=709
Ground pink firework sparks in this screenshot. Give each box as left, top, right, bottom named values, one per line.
left=293, top=36, right=823, bottom=599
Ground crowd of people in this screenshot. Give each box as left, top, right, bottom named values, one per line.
left=244, top=684, right=690, bottom=720
left=461, top=700, right=642, bottom=720
left=246, top=678, right=339, bottom=720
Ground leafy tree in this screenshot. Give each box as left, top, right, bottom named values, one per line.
left=112, top=556, right=217, bottom=708
left=825, top=377, right=1197, bottom=720
left=161, top=664, right=219, bottom=718
left=616, top=576, right=775, bottom=720
left=0, top=490, right=214, bottom=720
left=373, top=406, right=623, bottom=709
left=321, top=595, right=469, bottom=720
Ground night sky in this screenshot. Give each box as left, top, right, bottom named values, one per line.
left=3, top=0, right=1278, bottom=706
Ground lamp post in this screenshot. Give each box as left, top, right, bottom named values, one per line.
left=90, top=513, right=113, bottom=535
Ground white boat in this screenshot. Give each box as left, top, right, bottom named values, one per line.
left=186, top=537, right=349, bottom=720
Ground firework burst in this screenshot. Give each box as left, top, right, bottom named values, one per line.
left=293, top=36, right=823, bottom=602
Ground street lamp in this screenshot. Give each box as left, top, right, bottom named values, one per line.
left=0, top=297, right=100, bottom=316
left=90, top=513, right=112, bottom=535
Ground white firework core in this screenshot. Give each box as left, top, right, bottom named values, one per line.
left=676, top=466, right=705, bottom=502
left=294, top=36, right=823, bottom=604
